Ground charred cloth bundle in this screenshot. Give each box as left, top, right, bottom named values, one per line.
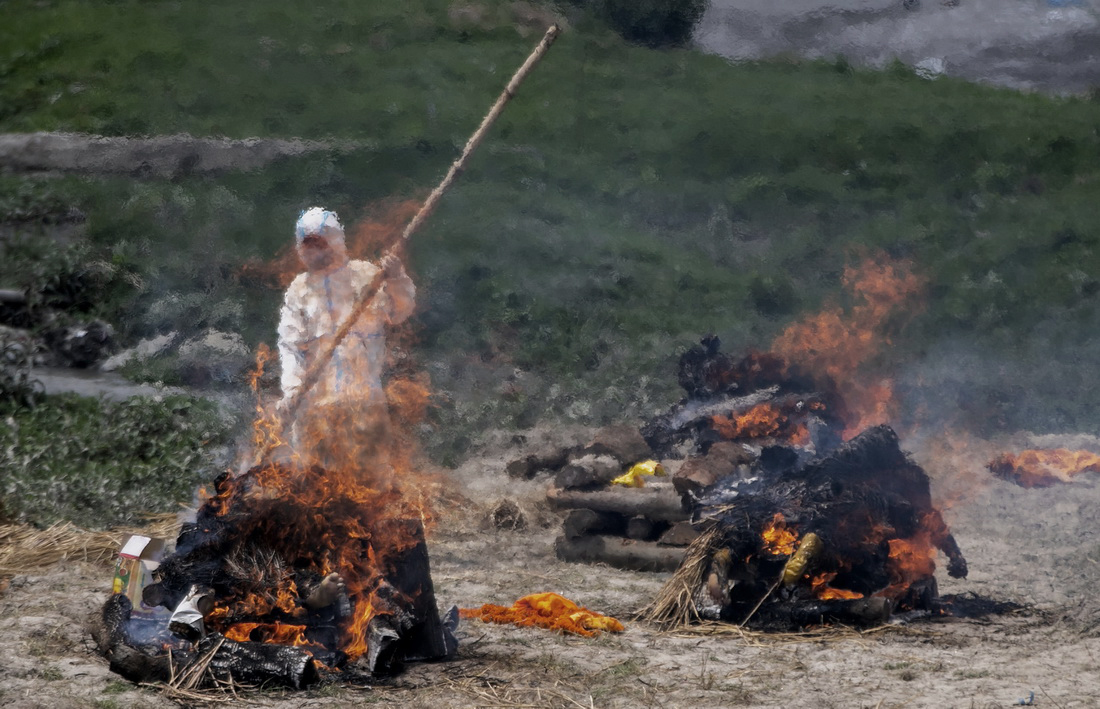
left=641, top=339, right=849, bottom=460
left=644, top=426, right=968, bottom=630
left=94, top=463, right=455, bottom=689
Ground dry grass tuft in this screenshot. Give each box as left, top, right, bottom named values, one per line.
left=635, top=527, right=719, bottom=627
left=0, top=512, right=180, bottom=576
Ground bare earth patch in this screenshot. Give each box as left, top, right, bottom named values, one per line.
left=3, top=435, right=1100, bottom=708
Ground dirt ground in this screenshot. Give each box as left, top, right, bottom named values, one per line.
left=3, top=427, right=1100, bottom=708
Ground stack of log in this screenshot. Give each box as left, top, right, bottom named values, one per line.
left=506, top=425, right=700, bottom=572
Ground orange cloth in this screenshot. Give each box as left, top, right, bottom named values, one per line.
left=460, top=592, right=625, bottom=637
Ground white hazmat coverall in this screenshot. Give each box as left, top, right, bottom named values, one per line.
left=277, top=259, right=415, bottom=411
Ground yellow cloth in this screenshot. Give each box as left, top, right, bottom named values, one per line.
left=611, top=460, right=666, bottom=488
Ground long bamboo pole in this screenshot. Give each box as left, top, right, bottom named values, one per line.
left=277, top=24, right=562, bottom=427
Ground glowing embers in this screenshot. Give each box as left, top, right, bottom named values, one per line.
left=988, top=448, right=1100, bottom=488
left=224, top=622, right=314, bottom=647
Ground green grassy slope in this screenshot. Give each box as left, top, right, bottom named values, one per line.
left=3, top=0, right=1100, bottom=461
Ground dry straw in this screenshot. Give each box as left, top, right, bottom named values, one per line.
left=636, top=526, right=720, bottom=627
left=0, top=513, right=180, bottom=576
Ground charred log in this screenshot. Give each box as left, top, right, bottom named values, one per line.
left=93, top=594, right=173, bottom=684
left=562, top=508, right=626, bottom=540
left=370, top=517, right=453, bottom=665
left=743, top=596, right=895, bottom=630
left=554, top=534, right=683, bottom=572
left=198, top=633, right=319, bottom=689
left=672, top=441, right=756, bottom=500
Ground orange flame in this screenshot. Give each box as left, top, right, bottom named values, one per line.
left=879, top=533, right=937, bottom=600
left=988, top=449, right=1100, bottom=488
left=713, top=403, right=784, bottom=440
left=224, top=622, right=317, bottom=648
left=809, top=572, right=864, bottom=601
left=761, top=513, right=799, bottom=556
left=711, top=403, right=811, bottom=445
left=771, top=255, right=924, bottom=438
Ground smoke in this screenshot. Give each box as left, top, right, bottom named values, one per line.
left=896, top=318, right=1100, bottom=440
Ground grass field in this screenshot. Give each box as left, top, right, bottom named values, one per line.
left=2, top=0, right=1099, bottom=477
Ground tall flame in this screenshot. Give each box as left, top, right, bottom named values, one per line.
left=771, top=255, right=925, bottom=438
left=199, top=251, right=445, bottom=663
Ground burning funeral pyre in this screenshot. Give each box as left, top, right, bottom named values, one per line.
left=95, top=392, right=457, bottom=688
left=637, top=337, right=970, bottom=629
left=632, top=257, right=980, bottom=628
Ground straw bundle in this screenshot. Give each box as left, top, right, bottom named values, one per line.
left=636, top=526, right=721, bottom=627
left=0, top=513, right=180, bottom=576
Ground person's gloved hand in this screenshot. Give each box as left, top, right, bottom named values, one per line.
left=380, top=253, right=404, bottom=280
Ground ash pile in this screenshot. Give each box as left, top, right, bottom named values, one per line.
left=93, top=460, right=456, bottom=689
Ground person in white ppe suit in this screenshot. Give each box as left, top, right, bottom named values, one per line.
left=276, top=207, right=415, bottom=469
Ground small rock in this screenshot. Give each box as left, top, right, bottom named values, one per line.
left=555, top=454, right=622, bottom=490
left=488, top=499, right=527, bottom=531
left=505, top=445, right=575, bottom=480
left=176, top=329, right=252, bottom=385
left=658, top=521, right=701, bottom=547
left=44, top=319, right=114, bottom=368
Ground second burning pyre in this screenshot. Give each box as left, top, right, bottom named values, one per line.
left=642, top=334, right=968, bottom=629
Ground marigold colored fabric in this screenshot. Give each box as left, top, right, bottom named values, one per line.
left=460, top=592, right=625, bottom=637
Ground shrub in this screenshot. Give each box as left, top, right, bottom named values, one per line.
left=0, top=333, right=43, bottom=409
left=0, top=394, right=235, bottom=528
left=597, top=0, right=707, bottom=48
